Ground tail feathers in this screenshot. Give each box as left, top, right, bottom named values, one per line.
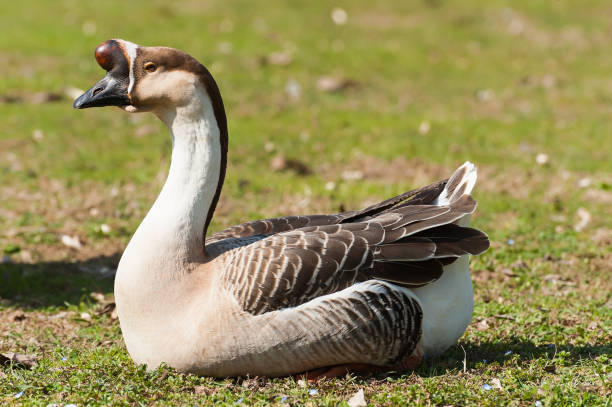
left=367, top=223, right=490, bottom=288
left=435, top=161, right=478, bottom=206
left=351, top=161, right=486, bottom=288
left=348, top=161, right=478, bottom=225
left=373, top=224, right=489, bottom=263
left=383, top=195, right=477, bottom=241
left=414, top=223, right=490, bottom=257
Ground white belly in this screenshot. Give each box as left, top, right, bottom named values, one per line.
left=410, top=254, right=474, bottom=357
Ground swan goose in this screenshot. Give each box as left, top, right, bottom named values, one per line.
left=73, top=39, right=489, bottom=378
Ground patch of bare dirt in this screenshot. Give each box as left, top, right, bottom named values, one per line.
left=1, top=177, right=159, bottom=263
left=479, top=165, right=611, bottom=213
left=320, top=155, right=448, bottom=186
left=0, top=91, right=64, bottom=105
left=322, top=154, right=608, bottom=205
left=491, top=9, right=591, bottom=50
left=584, top=188, right=612, bottom=205
left=591, top=228, right=612, bottom=248
left=353, top=10, right=422, bottom=30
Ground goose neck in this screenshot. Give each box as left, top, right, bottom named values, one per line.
left=128, top=89, right=224, bottom=272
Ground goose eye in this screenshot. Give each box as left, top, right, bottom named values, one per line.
left=144, top=62, right=157, bottom=73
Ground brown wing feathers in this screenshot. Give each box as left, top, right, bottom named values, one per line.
left=223, top=182, right=489, bottom=314
left=208, top=180, right=449, bottom=243
left=207, top=214, right=347, bottom=243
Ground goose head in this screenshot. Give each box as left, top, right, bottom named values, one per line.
left=73, top=39, right=225, bottom=121
left=74, top=40, right=228, bottom=242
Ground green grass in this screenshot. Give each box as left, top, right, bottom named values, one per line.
left=1, top=0, right=611, bottom=405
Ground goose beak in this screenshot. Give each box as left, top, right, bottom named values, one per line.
left=73, top=72, right=130, bottom=109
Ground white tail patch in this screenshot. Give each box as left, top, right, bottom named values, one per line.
left=434, top=161, right=478, bottom=206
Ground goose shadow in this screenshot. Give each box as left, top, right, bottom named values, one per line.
left=409, top=339, right=610, bottom=378
left=0, top=253, right=119, bottom=309
left=229, top=339, right=609, bottom=385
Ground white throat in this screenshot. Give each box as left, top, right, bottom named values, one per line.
left=119, top=85, right=222, bottom=279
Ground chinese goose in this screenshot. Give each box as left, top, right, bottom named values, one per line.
left=73, top=39, right=489, bottom=378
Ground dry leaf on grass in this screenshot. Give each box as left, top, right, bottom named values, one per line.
left=574, top=207, right=591, bottom=232
left=259, top=51, right=293, bottom=66
left=194, top=385, right=214, bottom=395
left=32, top=129, right=44, bottom=141
left=0, top=353, right=38, bottom=369
left=61, top=234, right=82, bottom=249
left=97, top=302, right=118, bottom=320
left=285, top=79, right=301, bottom=100
left=241, top=377, right=262, bottom=390
left=499, top=268, right=517, bottom=277
left=476, top=319, right=490, bottom=331
left=90, top=292, right=106, bottom=304
left=341, top=170, right=364, bottom=181
left=316, top=76, right=358, bottom=93
left=535, top=153, right=549, bottom=165
left=270, top=155, right=313, bottom=175
left=544, top=274, right=561, bottom=282
left=0, top=91, right=63, bottom=105
left=331, top=8, right=348, bottom=25
left=418, top=121, right=431, bottom=135
left=347, top=388, right=367, bottom=407
left=577, top=177, right=591, bottom=188
left=591, top=228, right=612, bottom=246
left=13, top=312, right=26, bottom=322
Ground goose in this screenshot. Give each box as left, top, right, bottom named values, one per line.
left=73, top=39, right=489, bottom=379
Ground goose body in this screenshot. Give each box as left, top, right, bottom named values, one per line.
left=74, top=39, right=489, bottom=377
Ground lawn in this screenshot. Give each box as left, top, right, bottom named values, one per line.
left=1, top=0, right=610, bottom=405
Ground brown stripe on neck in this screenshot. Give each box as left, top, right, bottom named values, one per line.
left=197, top=66, right=228, bottom=242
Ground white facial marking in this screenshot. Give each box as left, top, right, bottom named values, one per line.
left=115, top=39, right=139, bottom=96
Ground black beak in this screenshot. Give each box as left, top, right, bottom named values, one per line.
left=73, top=72, right=130, bottom=109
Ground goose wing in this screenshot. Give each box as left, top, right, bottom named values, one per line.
left=206, top=180, right=447, bottom=244
left=221, top=193, right=488, bottom=315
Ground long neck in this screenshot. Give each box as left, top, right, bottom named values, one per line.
left=125, top=88, right=226, bottom=273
